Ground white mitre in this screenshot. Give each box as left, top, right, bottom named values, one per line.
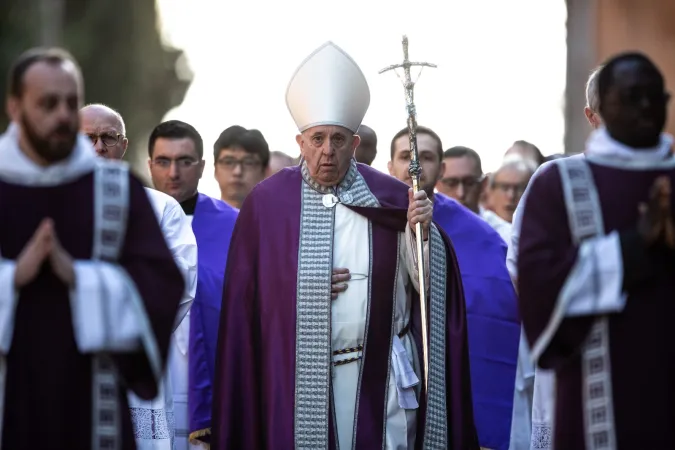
left=286, top=41, right=370, bottom=134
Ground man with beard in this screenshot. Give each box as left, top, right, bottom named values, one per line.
left=389, top=126, right=520, bottom=450
left=0, top=48, right=184, bottom=449
left=518, top=52, right=675, bottom=448
left=81, top=103, right=198, bottom=450
left=148, top=120, right=238, bottom=449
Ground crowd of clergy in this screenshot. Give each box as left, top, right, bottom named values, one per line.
left=0, top=40, right=672, bottom=450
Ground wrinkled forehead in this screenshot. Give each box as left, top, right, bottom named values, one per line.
left=303, top=125, right=354, bottom=138
left=80, top=108, right=123, bottom=133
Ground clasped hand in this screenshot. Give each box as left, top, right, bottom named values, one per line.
left=638, top=176, right=675, bottom=249
left=407, top=188, right=433, bottom=241
left=14, top=218, right=75, bottom=288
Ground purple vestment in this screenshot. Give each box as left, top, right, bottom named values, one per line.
left=188, top=193, right=238, bottom=443
left=518, top=159, right=675, bottom=448
left=0, top=172, right=184, bottom=449
left=212, top=163, right=478, bottom=450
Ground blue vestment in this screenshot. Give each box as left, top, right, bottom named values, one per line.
left=433, top=193, right=520, bottom=450
left=188, top=193, right=238, bottom=443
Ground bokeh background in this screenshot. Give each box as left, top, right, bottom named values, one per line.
left=2, top=0, right=675, bottom=197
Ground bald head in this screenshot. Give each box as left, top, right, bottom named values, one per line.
left=355, top=124, right=377, bottom=166
left=80, top=104, right=128, bottom=159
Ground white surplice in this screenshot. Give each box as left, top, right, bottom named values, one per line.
left=0, top=124, right=168, bottom=446
left=129, top=188, right=198, bottom=450
left=507, top=162, right=554, bottom=450
left=169, top=214, right=204, bottom=450
left=479, top=205, right=513, bottom=244
left=331, top=202, right=428, bottom=450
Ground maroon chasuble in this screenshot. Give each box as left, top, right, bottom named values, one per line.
left=0, top=171, right=184, bottom=449
left=518, top=157, right=675, bottom=449
left=212, top=162, right=478, bottom=450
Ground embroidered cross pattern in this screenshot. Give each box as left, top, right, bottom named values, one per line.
left=103, top=205, right=122, bottom=221
left=91, top=161, right=130, bottom=450
left=591, top=406, right=607, bottom=424
left=99, top=383, right=115, bottom=400
left=557, top=157, right=617, bottom=450
left=99, top=436, right=116, bottom=450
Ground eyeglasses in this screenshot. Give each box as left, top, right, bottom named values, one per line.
left=492, top=182, right=527, bottom=196
left=216, top=157, right=262, bottom=171
left=151, top=157, right=201, bottom=169
left=439, top=175, right=484, bottom=190
left=86, top=132, right=123, bottom=147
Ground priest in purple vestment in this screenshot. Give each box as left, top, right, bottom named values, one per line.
left=211, top=41, right=478, bottom=450
left=518, top=52, right=675, bottom=449
left=0, top=48, right=184, bottom=450
left=147, top=120, right=239, bottom=449
left=389, top=126, right=520, bottom=450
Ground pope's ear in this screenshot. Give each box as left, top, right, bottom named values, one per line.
left=295, top=134, right=303, bottom=147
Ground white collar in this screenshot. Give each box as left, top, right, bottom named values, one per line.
left=0, top=122, right=97, bottom=186
left=585, top=127, right=675, bottom=170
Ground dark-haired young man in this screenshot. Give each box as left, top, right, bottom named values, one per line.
left=436, top=145, right=486, bottom=214
left=0, top=48, right=184, bottom=449
left=518, top=52, right=675, bottom=448
left=213, top=125, right=269, bottom=209
left=148, top=120, right=238, bottom=449
left=389, top=126, right=520, bottom=450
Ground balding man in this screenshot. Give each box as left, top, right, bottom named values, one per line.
left=584, top=65, right=603, bottom=129
left=80, top=103, right=129, bottom=159
left=81, top=104, right=198, bottom=450
left=355, top=124, right=377, bottom=165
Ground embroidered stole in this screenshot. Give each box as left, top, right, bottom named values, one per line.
left=557, top=157, right=617, bottom=450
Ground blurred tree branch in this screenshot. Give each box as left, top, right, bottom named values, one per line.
left=0, top=0, right=192, bottom=183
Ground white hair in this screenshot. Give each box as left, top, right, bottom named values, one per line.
left=585, top=66, right=603, bottom=112
left=489, top=155, right=537, bottom=187
left=80, top=103, right=126, bottom=135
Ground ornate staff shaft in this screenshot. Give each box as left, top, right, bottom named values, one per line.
left=380, top=36, right=436, bottom=393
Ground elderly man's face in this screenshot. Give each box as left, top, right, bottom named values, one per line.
left=488, top=167, right=531, bottom=223
left=296, top=125, right=359, bottom=186
left=80, top=106, right=127, bottom=159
